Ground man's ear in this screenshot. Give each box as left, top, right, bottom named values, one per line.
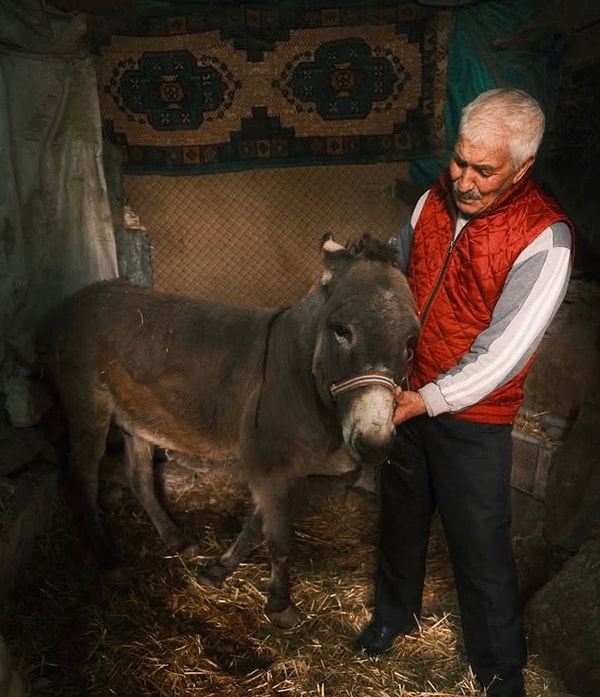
left=513, top=155, right=535, bottom=184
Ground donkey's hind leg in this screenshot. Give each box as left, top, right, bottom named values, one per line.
left=63, top=382, right=116, bottom=568
left=195, top=507, right=264, bottom=586
left=122, top=433, right=199, bottom=557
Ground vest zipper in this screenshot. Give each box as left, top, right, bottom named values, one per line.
left=419, top=231, right=463, bottom=327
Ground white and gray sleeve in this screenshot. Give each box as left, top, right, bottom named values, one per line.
left=419, top=222, right=572, bottom=416
left=394, top=191, right=429, bottom=274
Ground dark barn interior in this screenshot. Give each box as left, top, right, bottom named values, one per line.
left=0, top=1, right=599, bottom=696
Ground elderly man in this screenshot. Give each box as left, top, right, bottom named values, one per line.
left=356, top=88, right=574, bottom=697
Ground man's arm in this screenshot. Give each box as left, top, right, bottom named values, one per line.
left=393, top=191, right=429, bottom=273
left=397, top=222, right=572, bottom=422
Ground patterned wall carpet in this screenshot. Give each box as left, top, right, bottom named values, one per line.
left=95, top=2, right=444, bottom=302
left=95, top=2, right=449, bottom=175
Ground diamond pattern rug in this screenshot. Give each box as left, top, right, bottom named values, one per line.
left=94, top=2, right=449, bottom=174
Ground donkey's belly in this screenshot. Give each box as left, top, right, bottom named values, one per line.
left=116, top=410, right=239, bottom=460
left=108, top=368, right=241, bottom=460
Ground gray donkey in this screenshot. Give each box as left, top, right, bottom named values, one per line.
left=36, top=233, right=419, bottom=628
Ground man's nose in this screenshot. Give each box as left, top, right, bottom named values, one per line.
left=457, top=168, right=476, bottom=191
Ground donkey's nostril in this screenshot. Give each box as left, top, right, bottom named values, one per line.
left=351, top=429, right=395, bottom=465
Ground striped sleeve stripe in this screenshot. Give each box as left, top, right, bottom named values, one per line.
left=436, top=224, right=571, bottom=410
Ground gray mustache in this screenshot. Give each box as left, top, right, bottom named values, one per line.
left=452, top=181, right=483, bottom=201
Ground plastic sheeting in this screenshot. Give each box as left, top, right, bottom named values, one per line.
left=0, top=0, right=118, bottom=425
left=0, top=1, right=117, bottom=374
left=410, top=0, right=551, bottom=186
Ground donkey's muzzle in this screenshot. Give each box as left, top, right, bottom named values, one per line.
left=349, top=426, right=395, bottom=465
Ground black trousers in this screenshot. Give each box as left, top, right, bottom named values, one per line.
left=373, top=415, right=527, bottom=691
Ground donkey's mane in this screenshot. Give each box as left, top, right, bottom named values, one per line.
left=347, top=233, right=400, bottom=268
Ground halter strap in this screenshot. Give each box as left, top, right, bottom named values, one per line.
left=329, top=371, right=397, bottom=399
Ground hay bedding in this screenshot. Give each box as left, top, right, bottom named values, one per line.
left=2, top=454, right=565, bottom=696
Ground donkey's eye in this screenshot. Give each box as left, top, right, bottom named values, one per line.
left=331, top=323, right=353, bottom=343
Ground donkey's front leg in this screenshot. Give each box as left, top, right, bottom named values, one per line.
left=258, top=489, right=299, bottom=629
left=264, top=539, right=297, bottom=628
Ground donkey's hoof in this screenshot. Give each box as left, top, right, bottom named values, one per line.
left=163, top=531, right=199, bottom=558
left=176, top=541, right=202, bottom=561
left=266, top=604, right=300, bottom=629
left=194, top=560, right=230, bottom=587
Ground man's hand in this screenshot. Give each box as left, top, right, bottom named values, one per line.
left=393, top=387, right=427, bottom=424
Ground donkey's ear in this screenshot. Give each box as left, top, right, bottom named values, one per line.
left=319, top=232, right=344, bottom=253
left=319, top=233, right=353, bottom=285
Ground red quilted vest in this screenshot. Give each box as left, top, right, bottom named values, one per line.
left=408, top=170, right=573, bottom=423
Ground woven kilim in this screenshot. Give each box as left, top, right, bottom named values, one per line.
left=95, top=3, right=449, bottom=174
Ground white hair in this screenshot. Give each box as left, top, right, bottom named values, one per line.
left=459, top=88, right=545, bottom=170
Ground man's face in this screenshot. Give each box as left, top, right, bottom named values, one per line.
left=448, top=138, right=533, bottom=216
